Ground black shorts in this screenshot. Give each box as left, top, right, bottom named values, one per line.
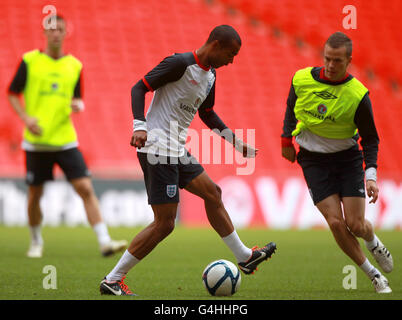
left=297, top=145, right=365, bottom=205
left=137, top=151, right=205, bottom=205
left=25, top=148, right=90, bottom=185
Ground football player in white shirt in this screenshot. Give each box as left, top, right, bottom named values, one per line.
left=100, top=25, right=277, bottom=296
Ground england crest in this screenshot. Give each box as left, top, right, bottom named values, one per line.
left=166, top=184, right=177, bottom=198
left=317, top=104, right=327, bottom=114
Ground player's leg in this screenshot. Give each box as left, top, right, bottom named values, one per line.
left=343, top=197, right=393, bottom=274
left=69, top=176, right=103, bottom=226
left=317, top=194, right=391, bottom=292
left=298, top=147, right=369, bottom=264
left=342, top=196, right=373, bottom=241
left=104, top=203, right=178, bottom=283
left=337, top=152, right=375, bottom=243
left=26, top=184, right=44, bottom=257
left=183, top=167, right=276, bottom=274
left=339, top=150, right=393, bottom=276
left=27, top=184, right=43, bottom=226
left=300, top=147, right=390, bottom=292
left=124, top=153, right=180, bottom=260
left=58, top=148, right=127, bottom=256
left=25, top=151, right=53, bottom=258
left=128, top=203, right=178, bottom=259
left=100, top=203, right=178, bottom=296
left=101, top=153, right=180, bottom=295
left=183, top=171, right=235, bottom=237
left=316, top=194, right=366, bottom=266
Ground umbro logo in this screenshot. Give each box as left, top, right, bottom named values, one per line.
left=189, top=79, right=199, bottom=86
left=312, top=91, right=338, bottom=99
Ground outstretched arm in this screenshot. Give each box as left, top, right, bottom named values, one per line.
left=198, top=81, right=257, bottom=158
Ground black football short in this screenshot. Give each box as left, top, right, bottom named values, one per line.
left=25, top=148, right=90, bottom=185
left=297, top=145, right=366, bottom=205
left=137, top=150, right=205, bottom=205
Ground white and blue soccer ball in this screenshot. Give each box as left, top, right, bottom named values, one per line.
left=202, top=259, right=241, bottom=296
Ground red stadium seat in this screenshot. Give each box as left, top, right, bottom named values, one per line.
left=221, top=0, right=402, bottom=88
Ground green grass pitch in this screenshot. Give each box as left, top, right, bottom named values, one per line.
left=0, top=225, right=400, bottom=300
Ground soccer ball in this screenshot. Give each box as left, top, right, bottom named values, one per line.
left=202, top=259, right=241, bottom=296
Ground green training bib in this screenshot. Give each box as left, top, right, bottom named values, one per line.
left=22, top=49, right=82, bottom=146
left=292, top=67, right=368, bottom=139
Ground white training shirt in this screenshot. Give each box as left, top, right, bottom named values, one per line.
left=137, top=51, right=216, bottom=157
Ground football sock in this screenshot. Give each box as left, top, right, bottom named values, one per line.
left=29, top=224, right=43, bottom=246
left=359, top=258, right=381, bottom=280
left=364, top=234, right=379, bottom=251
left=222, top=230, right=253, bottom=263
left=93, top=222, right=112, bottom=246
left=106, top=250, right=140, bottom=282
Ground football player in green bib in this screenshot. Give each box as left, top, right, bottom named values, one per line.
left=281, top=32, right=393, bottom=293
left=8, top=15, right=127, bottom=258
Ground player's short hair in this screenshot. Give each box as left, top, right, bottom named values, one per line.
left=206, top=25, right=242, bottom=47
left=325, top=32, right=352, bottom=57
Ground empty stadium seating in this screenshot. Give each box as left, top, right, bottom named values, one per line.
left=221, top=0, right=402, bottom=86
left=0, top=0, right=401, bottom=180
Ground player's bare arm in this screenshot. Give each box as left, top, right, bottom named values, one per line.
left=8, top=93, right=42, bottom=136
